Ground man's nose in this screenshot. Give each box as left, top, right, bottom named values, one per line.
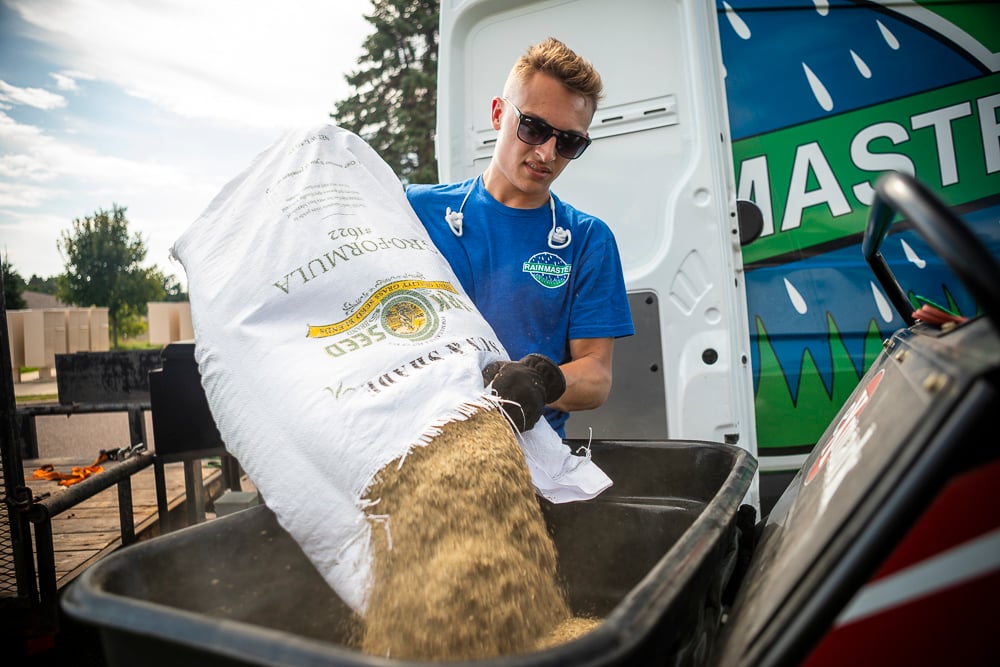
left=535, top=135, right=559, bottom=162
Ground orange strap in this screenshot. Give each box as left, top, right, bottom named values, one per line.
left=32, top=452, right=109, bottom=487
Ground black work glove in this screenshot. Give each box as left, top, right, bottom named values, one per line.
left=482, top=354, right=566, bottom=432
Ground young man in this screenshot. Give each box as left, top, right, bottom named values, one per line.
left=407, top=38, right=633, bottom=436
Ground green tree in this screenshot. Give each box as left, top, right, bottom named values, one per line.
left=2, top=255, right=28, bottom=310
left=332, top=0, right=440, bottom=184
left=160, top=275, right=188, bottom=302
left=57, top=204, right=166, bottom=348
left=27, top=274, right=59, bottom=295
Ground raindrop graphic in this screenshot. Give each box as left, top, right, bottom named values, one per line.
left=802, top=63, right=834, bottom=111
left=877, top=19, right=900, bottom=50
left=784, top=277, right=809, bottom=315
left=723, top=1, right=751, bottom=40
left=871, top=282, right=895, bottom=323
left=813, top=0, right=830, bottom=16
left=901, top=239, right=927, bottom=268
left=850, top=50, right=872, bottom=78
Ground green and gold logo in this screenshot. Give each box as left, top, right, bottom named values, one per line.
left=308, top=279, right=463, bottom=357
left=379, top=290, right=438, bottom=341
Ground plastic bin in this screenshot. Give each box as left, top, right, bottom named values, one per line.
left=63, top=439, right=756, bottom=667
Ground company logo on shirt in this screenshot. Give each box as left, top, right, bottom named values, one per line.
left=523, top=252, right=571, bottom=289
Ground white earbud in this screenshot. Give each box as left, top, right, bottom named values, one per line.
left=445, top=207, right=464, bottom=237
left=548, top=225, right=571, bottom=249
left=446, top=177, right=571, bottom=250
left=546, top=197, right=571, bottom=249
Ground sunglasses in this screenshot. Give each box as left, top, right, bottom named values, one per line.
left=501, top=98, right=592, bottom=160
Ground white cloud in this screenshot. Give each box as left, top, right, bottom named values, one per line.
left=0, top=208, right=72, bottom=278
left=50, top=70, right=96, bottom=93
left=0, top=109, right=205, bottom=278
left=0, top=111, right=186, bottom=194
left=0, top=110, right=43, bottom=141
left=1, top=0, right=372, bottom=280
left=0, top=179, right=51, bottom=208
left=8, top=0, right=371, bottom=130
left=50, top=72, right=78, bottom=91
left=0, top=79, right=66, bottom=110
left=0, top=153, right=55, bottom=184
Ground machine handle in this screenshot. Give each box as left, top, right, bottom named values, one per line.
left=863, top=171, right=1000, bottom=331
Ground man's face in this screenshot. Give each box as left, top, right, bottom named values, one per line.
left=485, top=72, right=593, bottom=209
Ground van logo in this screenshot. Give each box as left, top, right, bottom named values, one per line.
left=522, top=252, right=571, bottom=289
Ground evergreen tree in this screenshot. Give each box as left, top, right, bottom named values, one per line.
left=57, top=204, right=166, bottom=347
left=2, top=255, right=28, bottom=310
left=333, top=0, right=440, bottom=184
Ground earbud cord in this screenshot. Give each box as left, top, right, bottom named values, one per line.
left=445, top=176, right=571, bottom=250
left=443, top=177, right=476, bottom=237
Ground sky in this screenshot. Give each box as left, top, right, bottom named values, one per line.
left=0, top=0, right=372, bottom=285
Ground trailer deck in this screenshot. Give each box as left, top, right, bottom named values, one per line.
left=3, top=456, right=225, bottom=598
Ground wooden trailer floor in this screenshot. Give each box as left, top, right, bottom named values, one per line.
left=14, top=456, right=227, bottom=592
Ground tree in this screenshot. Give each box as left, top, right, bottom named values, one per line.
left=332, top=0, right=440, bottom=184
left=57, top=204, right=166, bottom=348
left=27, top=274, right=59, bottom=295
left=2, top=255, right=28, bottom=310
left=160, top=274, right=188, bottom=302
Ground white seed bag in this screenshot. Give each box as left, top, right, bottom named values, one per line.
left=172, top=125, right=611, bottom=613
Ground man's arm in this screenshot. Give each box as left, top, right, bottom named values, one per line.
left=549, top=337, right=614, bottom=412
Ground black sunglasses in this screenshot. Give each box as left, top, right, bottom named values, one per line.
left=502, top=98, right=592, bottom=160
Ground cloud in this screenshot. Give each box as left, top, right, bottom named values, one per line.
left=50, top=72, right=79, bottom=91
left=0, top=79, right=66, bottom=110
left=0, top=152, right=54, bottom=184
left=51, top=70, right=96, bottom=93
left=0, top=206, right=72, bottom=276
left=0, top=111, right=187, bottom=199
left=7, top=0, right=371, bottom=130
left=50, top=73, right=76, bottom=91
left=0, top=110, right=208, bottom=278
left=1, top=0, right=372, bottom=280
left=0, top=107, right=249, bottom=279
left=0, top=179, right=51, bottom=208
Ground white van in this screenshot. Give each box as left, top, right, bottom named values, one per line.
left=436, top=0, right=1000, bottom=510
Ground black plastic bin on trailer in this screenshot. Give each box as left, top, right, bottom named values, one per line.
left=62, top=439, right=756, bottom=667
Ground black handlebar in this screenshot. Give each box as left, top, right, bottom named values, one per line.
left=863, top=171, right=1000, bottom=331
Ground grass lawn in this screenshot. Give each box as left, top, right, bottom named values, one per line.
left=16, top=393, right=59, bottom=404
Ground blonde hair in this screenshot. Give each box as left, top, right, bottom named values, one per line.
left=504, top=38, right=604, bottom=113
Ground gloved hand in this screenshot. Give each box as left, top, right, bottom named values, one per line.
left=482, top=354, right=566, bottom=432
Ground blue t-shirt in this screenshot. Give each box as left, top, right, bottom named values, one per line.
left=407, top=177, right=634, bottom=435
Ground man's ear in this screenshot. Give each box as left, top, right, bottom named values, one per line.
left=490, top=97, right=504, bottom=130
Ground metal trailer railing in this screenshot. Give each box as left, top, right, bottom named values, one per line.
left=3, top=399, right=245, bottom=618
left=1, top=299, right=160, bottom=648
left=20, top=422, right=152, bottom=622
left=1, top=285, right=242, bottom=657
left=1, top=279, right=37, bottom=614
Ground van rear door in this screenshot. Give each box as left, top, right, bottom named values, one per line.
left=438, top=0, right=758, bottom=504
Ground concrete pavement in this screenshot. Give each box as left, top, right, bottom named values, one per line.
left=11, top=372, right=256, bottom=498
left=13, top=376, right=59, bottom=399
left=12, top=372, right=155, bottom=459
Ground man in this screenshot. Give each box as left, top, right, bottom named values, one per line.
left=407, top=38, right=633, bottom=436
